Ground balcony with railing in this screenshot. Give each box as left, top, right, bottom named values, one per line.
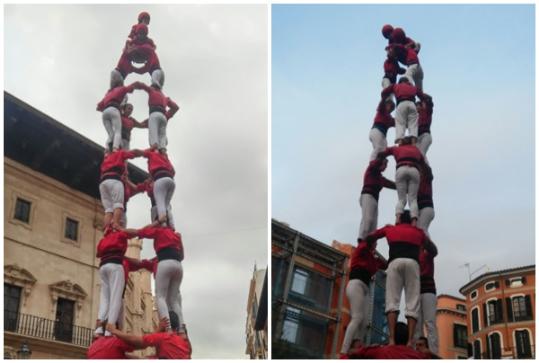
left=5, top=312, right=93, bottom=347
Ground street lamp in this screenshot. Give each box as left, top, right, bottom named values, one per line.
left=16, top=341, right=32, bottom=359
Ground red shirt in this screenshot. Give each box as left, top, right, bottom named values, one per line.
left=372, top=99, right=395, bottom=135
left=391, top=43, right=419, bottom=65
left=121, top=116, right=137, bottom=141
left=349, top=344, right=430, bottom=359
left=418, top=99, right=433, bottom=135
left=418, top=165, right=433, bottom=209
left=143, top=149, right=175, bottom=177
left=145, top=86, right=172, bottom=110
left=383, top=57, right=405, bottom=84
left=361, top=159, right=393, bottom=201
left=419, top=248, right=437, bottom=294
left=367, top=224, right=426, bottom=263
left=142, top=332, right=191, bottom=359
left=382, top=83, right=422, bottom=103
left=350, top=242, right=386, bottom=277
left=87, top=336, right=134, bottom=359
left=382, top=145, right=424, bottom=170
left=96, top=230, right=130, bottom=261
left=97, top=84, right=136, bottom=111
left=124, top=181, right=145, bottom=204
left=100, top=150, right=138, bottom=178
left=137, top=226, right=183, bottom=256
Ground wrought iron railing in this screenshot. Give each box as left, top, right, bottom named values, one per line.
left=4, top=312, right=93, bottom=347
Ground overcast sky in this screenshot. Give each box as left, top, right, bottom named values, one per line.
left=273, top=4, right=534, bottom=299
left=5, top=4, right=267, bottom=358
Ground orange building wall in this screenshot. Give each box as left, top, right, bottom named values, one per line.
left=463, top=270, right=535, bottom=358
left=436, top=295, right=468, bottom=359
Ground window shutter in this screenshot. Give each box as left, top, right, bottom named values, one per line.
left=467, top=343, right=473, bottom=358
left=522, top=276, right=527, bottom=285
left=482, top=303, right=488, bottom=327
left=496, top=299, right=503, bottom=323
left=525, top=295, right=533, bottom=319
left=506, top=297, right=514, bottom=322
left=494, top=281, right=500, bottom=288
left=505, top=279, right=511, bottom=286
left=486, top=335, right=491, bottom=359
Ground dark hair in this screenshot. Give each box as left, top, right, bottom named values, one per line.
left=398, top=76, right=409, bottom=84
left=395, top=322, right=408, bottom=345
left=417, top=336, right=429, bottom=348
left=169, top=311, right=180, bottom=331
left=400, top=210, right=412, bottom=224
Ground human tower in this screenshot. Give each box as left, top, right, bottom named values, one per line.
left=87, top=12, right=191, bottom=359
left=341, top=25, right=439, bottom=358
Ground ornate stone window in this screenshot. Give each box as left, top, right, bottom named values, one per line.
left=4, top=264, right=37, bottom=306
left=49, top=280, right=87, bottom=320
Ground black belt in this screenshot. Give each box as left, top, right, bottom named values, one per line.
left=100, top=173, right=122, bottom=182
left=104, top=102, right=121, bottom=111
left=157, top=247, right=182, bottom=262
left=388, top=242, right=420, bottom=263
left=153, top=170, right=174, bottom=181
left=349, top=268, right=371, bottom=286
left=396, top=97, right=415, bottom=105
left=99, top=257, right=123, bottom=267
left=150, top=106, right=166, bottom=114
left=372, top=123, right=388, bottom=136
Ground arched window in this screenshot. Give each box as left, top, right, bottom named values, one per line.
left=471, top=307, right=480, bottom=333
left=473, top=339, right=481, bottom=359
left=515, top=329, right=532, bottom=358
left=488, top=332, right=502, bottom=359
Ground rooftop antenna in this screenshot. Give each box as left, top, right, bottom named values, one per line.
left=460, top=262, right=488, bottom=281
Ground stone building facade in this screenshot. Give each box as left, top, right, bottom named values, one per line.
left=4, top=92, right=156, bottom=359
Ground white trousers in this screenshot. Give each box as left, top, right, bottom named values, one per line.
left=369, top=128, right=388, bottom=161
left=99, top=179, right=125, bottom=213
left=154, top=177, right=175, bottom=223
left=416, top=132, right=432, bottom=161
left=152, top=69, right=165, bottom=88
left=151, top=205, right=175, bottom=229
left=395, top=101, right=418, bottom=142
left=395, top=166, right=420, bottom=218
left=341, top=279, right=370, bottom=353
left=102, top=107, right=122, bottom=150
left=149, top=111, right=168, bottom=150
left=155, top=259, right=184, bottom=328
left=359, top=194, right=378, bottom=240
left=417, top=207, right=435, bottom=237
left=414, top=292, right=439, bottom=353
left=405, top=64, right=424, bottom=91
left=121, top=139, right=130, bottom=151
left=385, top=258, right=420, bottom=320
left=97, top=263, right=125, bottom=336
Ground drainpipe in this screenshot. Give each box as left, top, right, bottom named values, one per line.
left=273, top=232, right=299, bottom=341
left=330, top=256, right=348, bottom=358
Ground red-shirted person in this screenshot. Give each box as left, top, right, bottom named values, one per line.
left=378, top=136, right=425, bottom=224
left=381, top=24, right=420, bottom=51
left=120, top=103, right=147, bottom=150
left=97, top=82, right=140, bottom=152
left=340, top=240, right=387, bottom=355
left=365, top=211, right=433, bottom=347
left=416, top=94, right=434, bottom=160
left=382, top=46, right=406, bottom=89
left=381, top=77, right=426, bottom=144
left=389, top=42, right=424, bottom=91
left=358, top=158, right=396, bottom=241
left=99, top=149, right=143, bottom=228
left=128, top=11, right=151, bottom=41
left=142, top=148, right=176, bottom=226
left=137, top=83, right=179, bottom=152
left=122, top=222, right=184, bottom=331
left=348, top=322, right=431, bottom=359
left=417, top=163, right=434, bottom=236
left=414, top=241, right=439, bottom=354
left=108, top=312, right=191, bottom=359
left=94, top=226, right=130, bottom=337
left=119, top=173, right=146, bottom=227
left=369, top=97, right=396, bottom=161
left=87, top=331, right=136, bottom=359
